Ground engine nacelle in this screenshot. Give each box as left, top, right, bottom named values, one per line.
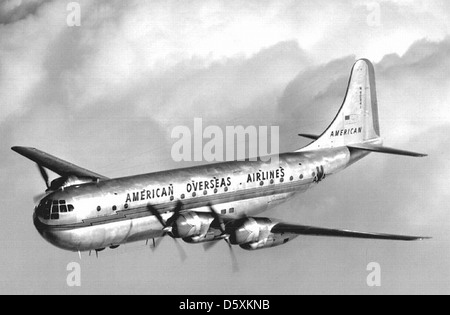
left=228, top=218, right=274, bottom=245
left=183, top=232, right=224, bottom=244
left=239, top=233, right=298, bottom=250
left=49, top=175, right=96, bottom=191
left=228, top=217, right=299, bottom=250
left=171, top=212, right=214, bottom=239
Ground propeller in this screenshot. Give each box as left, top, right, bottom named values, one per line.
left=33, top=164, right=52, bottom=203
left=146, top=201, right=187, bottom=262
left=205, top=203, right=239, bottom=272
left=37, top=164, right=50, bottom=189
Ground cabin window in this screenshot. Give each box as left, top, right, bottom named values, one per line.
left=112, top=205, right=117, bottom=211
left=214, top=189, right=218, bottom=194
left=270, top=179, right=274, bottom=185
left=170, top=196, right=174, bottom=201
left=203, top=190, right=208, bottom=196
left=192, top=192, right=197, bottom=197
left=60, top=205, right=67, bottom=213
left=221, top=209, right=226, bottom=215
left=68, top=205, right=74, bottom=212
left=300, top=174, right=304, bottom=180
left=290, top=176, right=294, bottom=181
left=229, top=208, right=235, bottom=214
left=97, top=206, right=101, bottom=212
left=181, top=194, right=185, bottom=199
left=260, top=181, right=264, bottom=186
left=124, top=203, right=129, bottom=209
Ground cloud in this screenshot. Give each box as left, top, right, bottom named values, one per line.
left=2, top=0, right=449, bottom=122
left=0, top=0, right=51, bottom=24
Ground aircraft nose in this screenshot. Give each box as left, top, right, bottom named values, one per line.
left=33, top=212, right=46, bottom=235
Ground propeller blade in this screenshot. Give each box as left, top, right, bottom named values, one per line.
left=229, top=246, right=239, bottom=273
left=147, top=201, right=187, bottom=261
left=146, top=204, right=167, bottom=228
left=150, top=236, right=165, bottom=251
left=203, top=240, right=221, bottom=251
left=37, top=164, right=50, bottom=189
left=166, top=200, right=183, bottom=227
left=207, top=203, right=239, bottom=271
left=207, top=203, right=226, bottom=235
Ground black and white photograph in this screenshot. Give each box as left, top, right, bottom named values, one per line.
left=1, top=0, right=449, bottom=297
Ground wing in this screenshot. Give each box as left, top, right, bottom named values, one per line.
left=271, top=223, right=430, bottom=241
left=11, top=146, right=109, bottom=180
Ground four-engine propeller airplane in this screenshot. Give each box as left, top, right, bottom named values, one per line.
left=12, top=59, right=429, bottom=264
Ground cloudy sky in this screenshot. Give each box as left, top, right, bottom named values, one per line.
left=1, top=0, right=449, bottom=295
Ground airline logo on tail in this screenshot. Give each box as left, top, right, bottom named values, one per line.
left=330, top=127, right=362, bottom=137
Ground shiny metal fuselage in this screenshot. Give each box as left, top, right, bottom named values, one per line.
left=34, top=147, right=364, bottom=252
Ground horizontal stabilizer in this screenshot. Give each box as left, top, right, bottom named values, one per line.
left=298, top=134, right=320, bottom=141
left=271, top=223, right=430, bottom=241
left=348, top=143, right=427, bottom=157
left=11, top=146, right=109, bottom=180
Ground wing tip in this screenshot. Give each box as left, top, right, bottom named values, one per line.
left=11, top=146, right=33, bottom=151
left=11, top=146, right=38, bottom=157
left=417, top=236, right=432, bottom=241
left=401, top=236, right=431, bottom=241
left=11, top=146, right=26, bottom=154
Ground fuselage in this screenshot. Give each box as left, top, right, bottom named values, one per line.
left=34, top=147, right=365, bottom=252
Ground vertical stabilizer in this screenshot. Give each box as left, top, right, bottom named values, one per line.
left=298, top=59, right=381, bottom=151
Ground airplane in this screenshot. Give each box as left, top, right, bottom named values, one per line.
left=12, top=59, right=429, bottom=264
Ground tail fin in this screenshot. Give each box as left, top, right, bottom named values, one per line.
left=297, top=59, right=426, bottom=157
left=299, top=59, right=381, bottom=151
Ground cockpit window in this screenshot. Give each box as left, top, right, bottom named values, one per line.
left=38, top=200, right=75, bottom=220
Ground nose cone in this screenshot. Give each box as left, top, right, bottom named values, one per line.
left=33, top=212, right=78, bottom=251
